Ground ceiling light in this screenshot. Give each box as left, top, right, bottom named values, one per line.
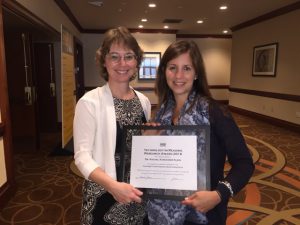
left=148, top=3, right=156, bottom=8
left=164, top=25, right=169, bottom=29
left=138, top=25, right=144, bottom=28
left=197, top=20, right=203, bottom=24
left=141, top=18, right=148, bottom=22
left=88, top=1, right=103, bottom=7
left=223, top=30, right=228, bottom=34
left=219, top=5, right=228, bottom=10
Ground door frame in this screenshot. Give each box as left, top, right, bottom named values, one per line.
left=0, top=0, right=16, bottom=209
left=0, top=0, right=60, bottom=208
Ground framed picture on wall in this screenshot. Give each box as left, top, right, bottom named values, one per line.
left=252, top=43, right=278, bottom=77
left=138, top=52, right=161, bottom=80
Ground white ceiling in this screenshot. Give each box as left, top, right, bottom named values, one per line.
left=63, top=0, right=299, bottom=34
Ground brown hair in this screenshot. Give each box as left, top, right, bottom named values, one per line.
left=96, top=27, right=143, bottom=81
left=155, top=40, right=211, bottom=107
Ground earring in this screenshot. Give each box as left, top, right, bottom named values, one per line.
left=194, top=76, right=198, bottom=80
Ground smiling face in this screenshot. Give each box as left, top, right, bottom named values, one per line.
left=104, top=42, right=138, bottom=85
left=165, top=52, right=196, bottom=102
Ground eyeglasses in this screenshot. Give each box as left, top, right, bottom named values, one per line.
left=106, top=53, right=137, bottom=63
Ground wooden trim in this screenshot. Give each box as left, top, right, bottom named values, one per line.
left=229, top=105, right=300, bottom=133
left=210, top=85, right=229, bottom=89
left=133, top=87, right=154, bottom=92
left=218, top=100, right=229, bottom=105
left=85, top=85, right=229, bottom=92
left=81, top=29, right=107, bottom=34
left=2, top=0, right=60, bottom=38
left=229, top=87, right=300, bottom=102
left=129, top=28, right=178, bottom=34
left=134, top=85, right=229, bottom=91
left=53, top=0, right=83, bottom=32
left=177, top=34, right=232, bottom=39
left=0, top=0, right=16, bottom=210
left=84, top=86, right=156, bottom=92
left=231, top=2, right=300, bottom=32
left=82, top=30, right=231, bottom=36
left=0, top=122, right=4, bottom=136
left=82, top=28, right=178, bottom=34
left=0, top=182, right=17, bottom=209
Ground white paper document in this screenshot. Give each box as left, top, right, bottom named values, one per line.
left=130, top=135, right=197, bottom=190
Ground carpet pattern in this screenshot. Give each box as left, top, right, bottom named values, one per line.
left=227, top=114, right=300, bottom=225
left=0, top=113, right=299, bottom=225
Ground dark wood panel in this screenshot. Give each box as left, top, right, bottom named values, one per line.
left=229, top=87, right=300, bottom=102
left=177, top=34, right=232, bottom=39
left=34, top=43, right=58, bottom=132
left=85, top=85, right=230, bottom=92
left=0, top=0, right=17, bottom=210
left=229, top=105, right=300, bottom=133
left=210, top=85, right=229, bottom=89
left=0, top=182, right=17, bottom=210
left=74, top=38, right=85, bottom=101
left=4, top=31, right=39, bottom=151
left=132, top=87, right=155, bottom=92
left=0, top=123, right=4, bottom=136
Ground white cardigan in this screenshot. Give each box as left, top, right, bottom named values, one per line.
left=73, top=83, right=151, bottom=180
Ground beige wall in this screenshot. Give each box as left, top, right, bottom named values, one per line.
left=0, top=110, right=7, bottom=187
left=230, top=10, right=300, bottom=124
left=14, top=0, right=299, bottom=124
left=81, top=33, right=105, bottom=87
left=178, top=38, right=232, bottom=85
left=178, top=38, right=232, bottom=100
left=82, top=34, right=231, bottom=104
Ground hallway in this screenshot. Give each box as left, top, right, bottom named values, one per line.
left=0, top=113, right=299, bottom=225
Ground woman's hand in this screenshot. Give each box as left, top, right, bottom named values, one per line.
left=142, top=122, right=162, bottom=135
left=89, top=168, right=143, bottom=204
left=181, top=190, right=221, bottom=213
left=144, top=122, right=161, bottom=127
left=109, top=181, right=143, bottom=204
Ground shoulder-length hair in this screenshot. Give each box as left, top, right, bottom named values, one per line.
left=95, top=26, right=143, bottom=81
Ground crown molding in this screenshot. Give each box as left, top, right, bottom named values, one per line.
left=231, top=1, right=300, bottom=32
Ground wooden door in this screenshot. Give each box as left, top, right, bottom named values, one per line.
left=34, top=43, right=58, bottom=132
left=4, top=31, right=39, bottom=152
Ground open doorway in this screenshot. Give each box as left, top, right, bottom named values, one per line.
left=2, top=6, right=61, bottom=153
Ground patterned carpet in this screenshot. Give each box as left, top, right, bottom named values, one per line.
left=0, top=113, right=299, bottom=225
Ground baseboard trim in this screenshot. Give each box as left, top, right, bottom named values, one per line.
left=0, top=181, right=17, bottom=210
left=229, top=105, right=300, bottom=133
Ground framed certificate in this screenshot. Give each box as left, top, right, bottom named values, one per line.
left=119, top=125, right=210, bottom=201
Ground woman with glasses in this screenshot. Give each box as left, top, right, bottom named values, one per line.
left=73, top=27, right=151, bottom=225
left=147, top=40, right=254, bottom=225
